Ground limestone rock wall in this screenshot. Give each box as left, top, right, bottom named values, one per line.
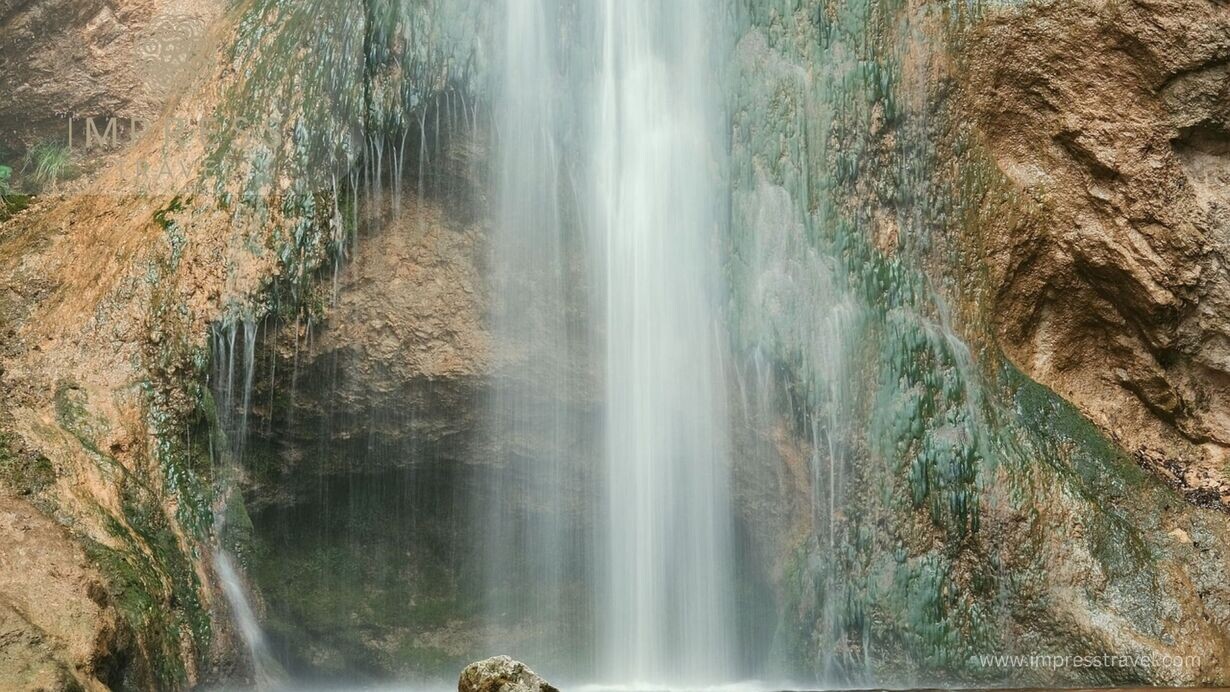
left=970, top=0, right=1230, bottom=507
left=0, top=0, right=491, bottom=687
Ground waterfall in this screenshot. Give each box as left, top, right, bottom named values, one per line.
left=488, top=0, right=737, bottom=684
left=483, top=0, right=587, bottom=669
left=589, top=1, right=736, bottom=684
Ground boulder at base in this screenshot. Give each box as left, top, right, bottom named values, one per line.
left=458, top=656, right=560, bottom=692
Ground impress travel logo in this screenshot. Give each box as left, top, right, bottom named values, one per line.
left=135, top=13, right=209, bottom=93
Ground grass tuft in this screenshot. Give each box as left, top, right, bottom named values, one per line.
left=21, top=140, right=75, bottom=191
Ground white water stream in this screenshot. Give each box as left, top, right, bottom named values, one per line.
left=489, top=0, right=738, bottom=685
left=588, top=0, right=737, bottom=685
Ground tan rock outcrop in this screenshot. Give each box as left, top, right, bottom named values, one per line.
left=0, top=494, right=129, bottom=691
left=0, top=0, right=285, bottom=686
left=970, top=0, right=1230, bottom=507
left=284, top=191, right=491, bottom=441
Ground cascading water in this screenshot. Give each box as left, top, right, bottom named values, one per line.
left=487, top=0, right=739, bottom=684
left=588, top=0, right=737, bottom=684
left=482, top=0, right=590, bottom=667
left=202, top=1, right=1076, bottom=689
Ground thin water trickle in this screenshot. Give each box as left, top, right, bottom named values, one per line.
left=211, top=319, right=283, bottom=688
left=214, top=549, right=281, bottom=687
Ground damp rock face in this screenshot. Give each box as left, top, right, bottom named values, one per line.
left=458, top=656, right=559, bottom=692
left=969, top=0, right=1230, bottom=507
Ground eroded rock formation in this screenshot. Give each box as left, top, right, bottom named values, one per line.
left=970, top=0, right=1230, bottom=507
left=0, top=0, right=489, bottom=686
left=0, top=495, right=130, bottom=690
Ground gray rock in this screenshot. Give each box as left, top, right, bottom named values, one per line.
left=458, top=656, right=559, bottom=692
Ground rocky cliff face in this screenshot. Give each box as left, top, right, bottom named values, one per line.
left=230, top=151, right=505, bottom=679
left=0, top=495, right=130, bottom=690
left=0, top=0, right=488, bottom=687
left=970, top=0, right=1230, bottom=509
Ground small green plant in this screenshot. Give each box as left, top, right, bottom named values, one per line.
left=0, top=164, right=30, bottom=222
left=22, top=140, right=74, bottom=190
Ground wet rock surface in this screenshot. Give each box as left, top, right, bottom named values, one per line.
left=0, top=0, right=1229, bottom=688
left=0, top=0, right=492, bottom=686
left=237, top=154, right=603, bottom=679
left=458, top=656, right=559, bottom=692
